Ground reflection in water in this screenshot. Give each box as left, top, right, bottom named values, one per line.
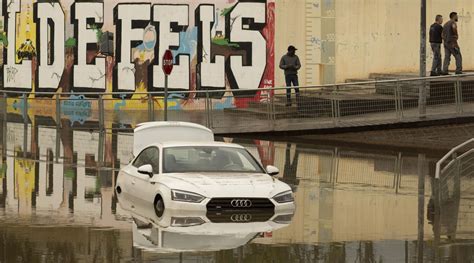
left=0, top=118, right=472, bottom=262
left=118, top=195, right=294, bottom=254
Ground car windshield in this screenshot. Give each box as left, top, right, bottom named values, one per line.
left=163, top=146, right=264, bottom=173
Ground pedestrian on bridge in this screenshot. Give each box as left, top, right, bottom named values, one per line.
left=280, top=45, right=301, bottom=107
left=429, top=15, right=443, bottom=76
left=442, top=12, right=463, bottom=75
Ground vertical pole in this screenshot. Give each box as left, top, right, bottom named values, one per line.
left=455, top=76, right=463, bottom=114
left=420, top=0, right=427, bottom=77
left=98, top=95, right=104, bottom=131
left=2, top=93, right=7, bottom=158
left=98, top=94, right=105, bottom=166
left=55, top=94, right=61, bottom=163
left=205, top=91, right=210, bottom=128
left=22, top=93, right=28, bottom=158
left=433, top=177, right=441, bottom=263
left=164, top=74, right=168, bottom=121
left=419, top=0, right=427, bottom=117
left=417, top=153, right=426, bottom=263
left=147, top=93, right=154, bottom=121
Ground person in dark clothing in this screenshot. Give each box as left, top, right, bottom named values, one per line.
left=442, top=12, right=462, bottom=75
left=429, top=15, right=443, bottom=76
left=279, top=45, right=301, bottom=106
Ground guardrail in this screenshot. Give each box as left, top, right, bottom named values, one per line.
left=1, top=73, right=474, bottom=134
left=434, top=138, right=474, bottom=239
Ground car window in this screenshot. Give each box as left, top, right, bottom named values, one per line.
left=163, top=146, right=264, bottom=173
left=133, top=147, right=160, bottom=174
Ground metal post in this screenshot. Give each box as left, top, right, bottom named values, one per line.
left=417, top=153, right=426, bottom=263
left=98, top=129, right=105, bottom=166
left=164, top=74, right=168, bottom=121
left=22, top=93, right=28, bottom=158
left=55, top=95, right=61, bottom=163
left=22, top=93, right=28, bottom=123
left=209, top=93, right=214, bottom=128
left=419, top=0, right=427, bottom=117
left=98, top=95, right=104, bottom=131
left=205, top=91, right=210, bottom=128
left=2, top=93, right=7, bottom=158
left=420, top=0, right=427, bottom=77
left=433, top=177, right=441, bottom=263
left=395, top=80, right=404, bottom=120
left=148, top=93, right=154, bottom=121
left=455, top=76, right=463, bottom=114
left=56, top=95, right=61, bottom=126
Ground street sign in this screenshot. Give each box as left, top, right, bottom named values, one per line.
left=162, top=49, right=173, bottom=75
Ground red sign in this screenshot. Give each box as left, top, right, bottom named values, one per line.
left=162, top=49, right=174, bottom=75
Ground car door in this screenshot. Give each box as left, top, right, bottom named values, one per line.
left=131, top=147, right=161, bottom=205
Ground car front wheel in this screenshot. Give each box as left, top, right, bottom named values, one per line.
left=154, top=195, right=165, bottom=217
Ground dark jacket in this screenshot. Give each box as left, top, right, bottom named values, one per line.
left=279, top=54, right=301, bottom=75
left=429, top=23, right=443, bottom=43
left=442, top=20, right=459, bottom=48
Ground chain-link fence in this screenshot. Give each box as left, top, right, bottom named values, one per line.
left=1, top=74, right=474, bottom=134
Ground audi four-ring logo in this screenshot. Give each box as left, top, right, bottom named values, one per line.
left=231, top=214, right=252, bottom=222
left=230, top=199, right=253, bottom=208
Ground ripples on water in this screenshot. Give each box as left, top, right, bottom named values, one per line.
left=0, top=123, right=472, bottom=262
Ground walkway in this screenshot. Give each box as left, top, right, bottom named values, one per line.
left=1, top=74, right=473, bottom=135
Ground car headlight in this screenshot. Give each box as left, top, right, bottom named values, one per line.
left=171, top=217, right=205, bottom=227
left=273, top=191, right=294, bottom=203
left=272, top=214, right=294, bottom=224
left=171, top=189, right=205, bottom=203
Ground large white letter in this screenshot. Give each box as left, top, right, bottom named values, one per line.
left=3, top=0, right=32, bottom=90
left=196, top=5, right=225, bottom=91
left=114, top=4, right=151, bottom=91
left=152, top=5, right=189, bottom=91
left=227, top=2, right=266, bottom=91
left=35, top=2, right=65, bottom=90
left=72, top=2, right=105, bottom=90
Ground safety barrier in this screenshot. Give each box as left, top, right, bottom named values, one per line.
left=1, top=73, right=474, bottom=134
left=434, top=138, right=474, bottom=239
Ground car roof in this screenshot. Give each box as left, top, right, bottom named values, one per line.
left=147, top=141, right=246, bottom=149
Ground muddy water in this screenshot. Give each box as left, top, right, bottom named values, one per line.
left=0, top=124, right=472, bottom=262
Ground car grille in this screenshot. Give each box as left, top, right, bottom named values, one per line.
left=206, top=198, right=275, bottom=211
left=206, top=211, right=274, bottom=223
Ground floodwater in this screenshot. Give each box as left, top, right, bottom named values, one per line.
left=0, top=122, right=473, bottom=262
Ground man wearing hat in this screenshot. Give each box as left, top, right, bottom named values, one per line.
left=279, top=45, right=301, bottom=106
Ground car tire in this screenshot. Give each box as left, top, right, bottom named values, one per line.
left=154, top=195, right=165, bottom=217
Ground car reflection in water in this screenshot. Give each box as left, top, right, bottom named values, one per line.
left=118, top=193, right=294, bottom=254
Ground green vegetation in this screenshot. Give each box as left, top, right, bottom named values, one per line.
left=65, top=37, right=77, bottom=48
left=90, top=24, right=103, bottom=42
left=64, top=169, right=75, bottom=179
left=212, top=38, right=239, bottom=48
left=220, top=7, right=233, bottom=17
left=0, top=32, right=8, bottom=46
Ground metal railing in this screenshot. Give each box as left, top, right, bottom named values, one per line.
left=1, top=73, right=474, bottom=134
left=434, top=138, right=474, bottom=239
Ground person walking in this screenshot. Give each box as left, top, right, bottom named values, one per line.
left=429, top=15, right=443, bottom=76
left=279, top=45, right=301, bottom=106
left=442, top=12, right=463, bottom=75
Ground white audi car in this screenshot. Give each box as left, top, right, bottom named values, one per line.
left=116, top=122, right=295, bottom=218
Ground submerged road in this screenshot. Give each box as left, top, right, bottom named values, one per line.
left=0, top=123, right=473, bottom=261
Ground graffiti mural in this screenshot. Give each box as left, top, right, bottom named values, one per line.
left=0, top=0, right=275, bottom=105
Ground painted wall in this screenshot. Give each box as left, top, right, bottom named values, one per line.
left=0, top=0, right=275, bottom=101
left=274, top=0, right=474, bottom=86
left=1, top=0, right=472, bottom=95
left=334, top=0, right=474, bottom=82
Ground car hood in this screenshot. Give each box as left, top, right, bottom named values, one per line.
left=157, top=173, right=289, bottom=198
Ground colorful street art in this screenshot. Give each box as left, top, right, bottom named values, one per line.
left=0, top=0, right=275, bottom=115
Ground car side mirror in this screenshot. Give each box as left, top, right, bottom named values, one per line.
left=138, top=164, right=154, bottom=178
left=266, top=165, right=279, bottom=176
